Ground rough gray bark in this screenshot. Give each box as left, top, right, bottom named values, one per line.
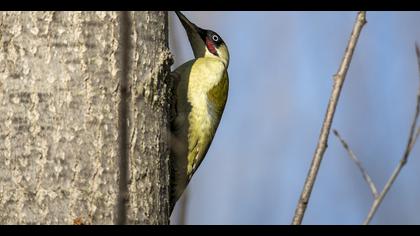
left=0, top=11, right=172, bottom=224
left=125, top=11, right=172, bottom=225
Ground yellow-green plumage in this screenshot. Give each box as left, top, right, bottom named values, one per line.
left=187, top=58, right=228, bottom=179
left=170, top=57, right=228, bottom=205
left=170, top=11, right=230, bottom=213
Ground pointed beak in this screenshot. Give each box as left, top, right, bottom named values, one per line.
left=175, top=11, right=206, bottom=42
left=175, top=11, right=208, bottom=58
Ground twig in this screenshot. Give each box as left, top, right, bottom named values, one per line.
left=363, top=43, right=420, bottom=225
left=291, top=11, right=367, bottom=225
left=333, top=130, right=379, bottom=198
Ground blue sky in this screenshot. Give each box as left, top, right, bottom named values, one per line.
left=169, top=11, right=420, bottom=224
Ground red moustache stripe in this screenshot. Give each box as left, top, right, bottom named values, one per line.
left=206, top=38, right=218, bottom=55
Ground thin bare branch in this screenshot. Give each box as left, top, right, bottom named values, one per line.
left=333, top=129, right=378, bottom=198
left=363, top=42, right=420, bottom=225
left=291, top=11, right=367, bottom=225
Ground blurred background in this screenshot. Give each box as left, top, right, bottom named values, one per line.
left=168, top=11, right=420, bottom=225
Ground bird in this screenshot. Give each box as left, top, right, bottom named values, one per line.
left=169, top=11, right=230, bottom=213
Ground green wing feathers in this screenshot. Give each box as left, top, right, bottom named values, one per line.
left=169, top=58, right=228, bottom=211
left=186, top=72, right=229, bottom=181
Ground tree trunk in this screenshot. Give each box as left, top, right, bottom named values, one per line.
left=0, top=11, right=172, bottom=225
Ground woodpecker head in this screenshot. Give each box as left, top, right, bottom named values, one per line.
left=175, top=11, right=229, bottom=66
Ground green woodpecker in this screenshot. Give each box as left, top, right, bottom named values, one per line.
left=169, top=11, right=229, bottom=212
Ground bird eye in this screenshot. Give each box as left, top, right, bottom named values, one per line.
left=212, top=35, right=219, bottom=42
